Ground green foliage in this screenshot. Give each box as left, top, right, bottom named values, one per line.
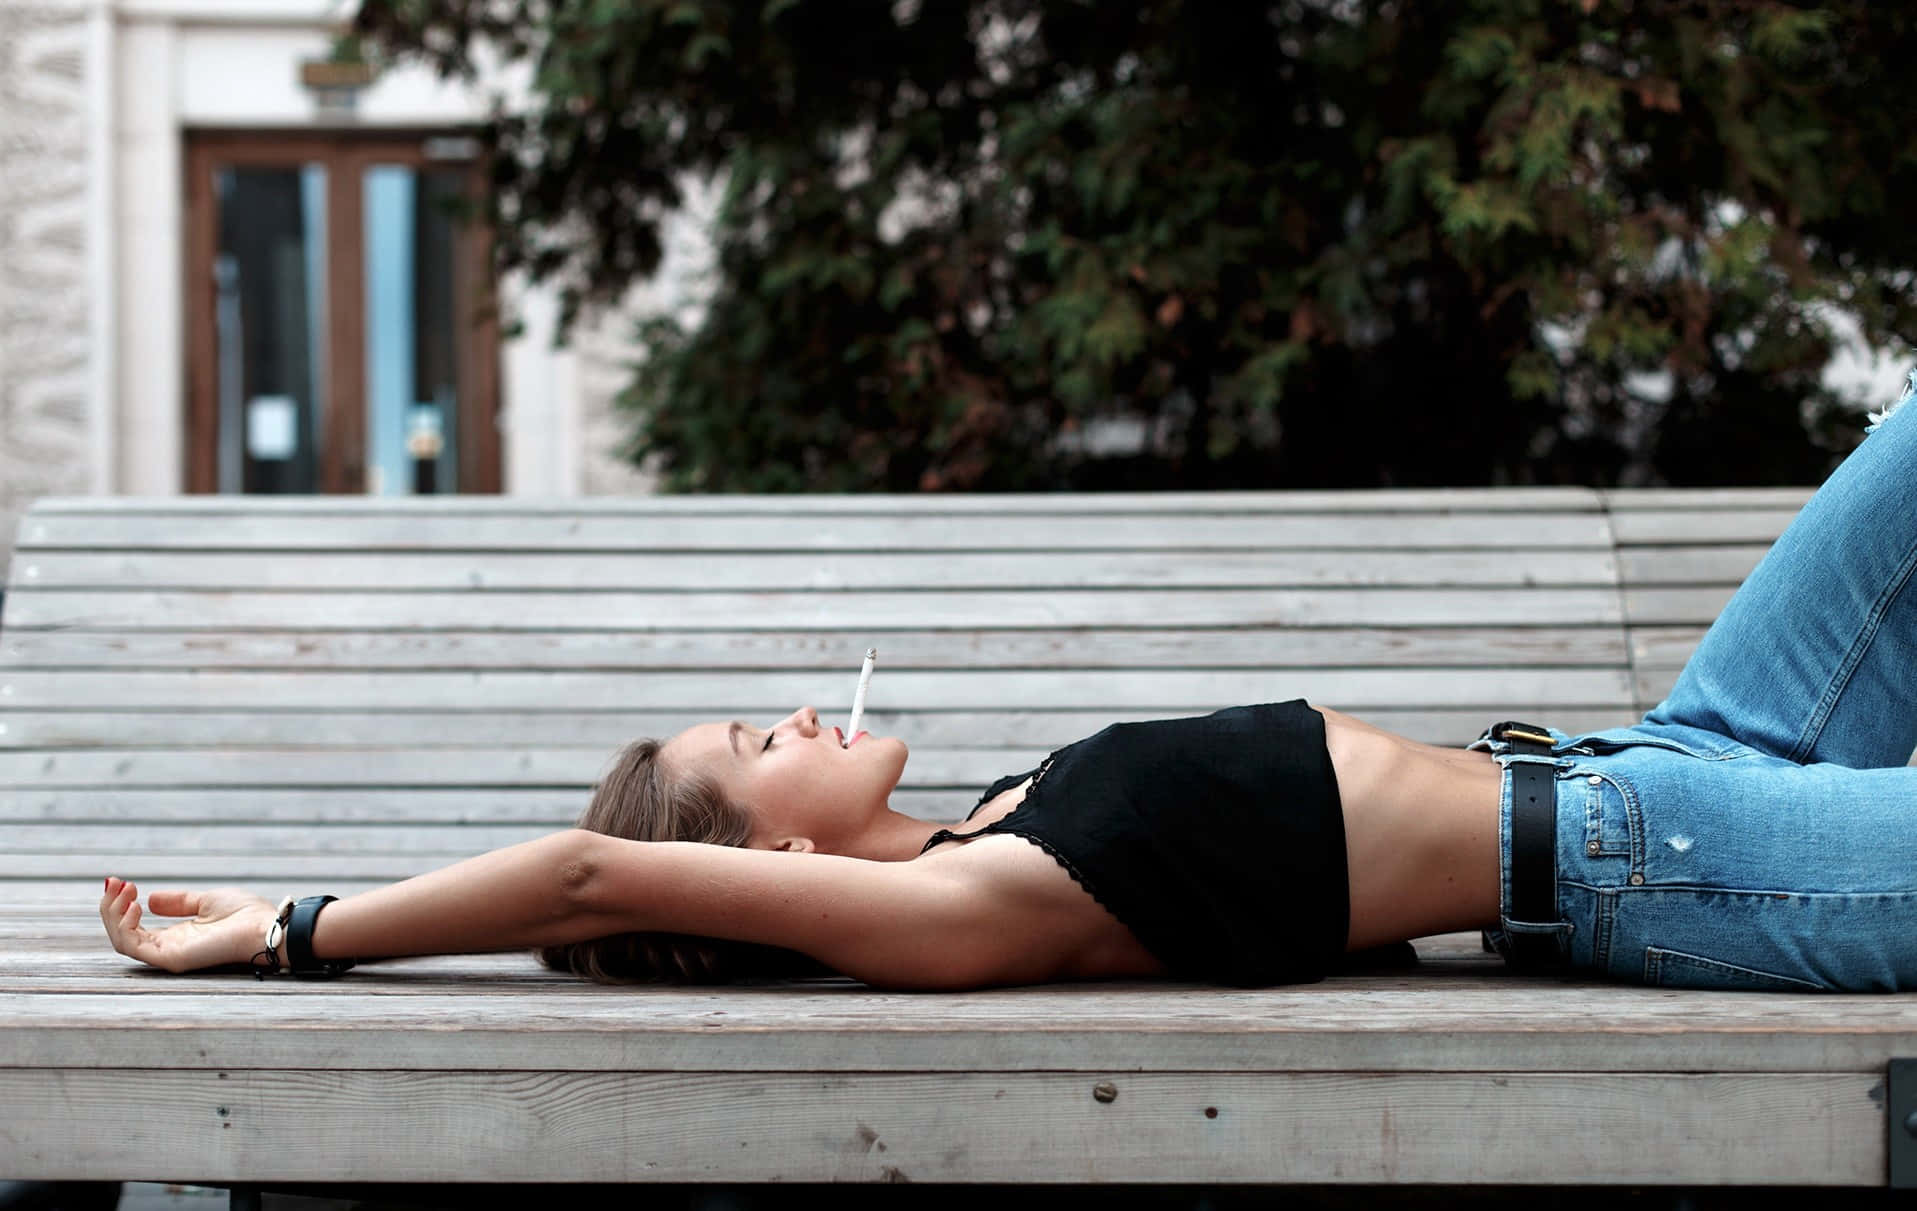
left=356, top=0, right=1917, bottom=489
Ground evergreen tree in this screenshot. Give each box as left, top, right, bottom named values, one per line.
left=357, top=0, right=1917, bottom=489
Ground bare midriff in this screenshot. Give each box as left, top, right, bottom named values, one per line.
left=1315, top=705, right=1504, bottom=948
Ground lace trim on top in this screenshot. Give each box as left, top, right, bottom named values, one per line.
left=917, top=752, right=1057, bottom=855
left=915, top=751, right=1131, bottom=934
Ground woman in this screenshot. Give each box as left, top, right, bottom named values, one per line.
left=100, top=380, right=1917, bottom=993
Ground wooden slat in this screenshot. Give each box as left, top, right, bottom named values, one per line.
left=0, top=1067, right=1881, bottom=1184
left=1620, top=586, right=1738, bottom=626
left=0, top=706, right=1645, bottom=751
left=0, top=976, right=1911, bottom=1075
left=13, top=512, right=1616, bottom=552
left=24, top=489, right=1607, bottom=516
left=2, top=823, right=554, bottom=856
left=11, top=548, right=1617, bottom=591
left=0, top=667, right=1638, bottom=711
left=0, top=586, right=1630, bottom=630
left=1601, top=488, right=1815, bottom=511
left=1630, top=625, right=1713, bottom=669
left=1615, top=546, right=1765, bottom=585
left=0, top=788, right=1077, bottom=828
left=0, top=626, right=1632, bottom=670
left=0, top=747, right=1050, bottom=789
left=0, top=879, right=398, bottom=904
left=7, top=853, right=542, bottom=880
left=0, top=788, right=584, bottom=824
left=1607, top=509, right=1805, bottom=545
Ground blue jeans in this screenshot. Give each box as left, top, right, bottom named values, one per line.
left=1473, top=374, right=1917, bottom=992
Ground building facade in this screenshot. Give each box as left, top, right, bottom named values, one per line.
left=0, top=0, right=694, bottom=577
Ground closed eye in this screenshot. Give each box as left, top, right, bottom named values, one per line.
left=761, top=731, right=774, bottom=753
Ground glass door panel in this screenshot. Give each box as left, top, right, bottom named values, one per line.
left=363, top=164, right=463, bottom=496
left=212, top=165, right=327, bottom=494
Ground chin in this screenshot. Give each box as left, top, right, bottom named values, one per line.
left=878, top=735, right=910, bottom=778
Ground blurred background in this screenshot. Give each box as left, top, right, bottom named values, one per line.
left=5, top=0, right=1916, bottom=581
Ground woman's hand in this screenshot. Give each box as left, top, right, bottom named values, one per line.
left=100, top=876, right=278, bottom=974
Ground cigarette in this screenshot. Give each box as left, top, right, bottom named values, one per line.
left=845, top=648, right=876, bottom=746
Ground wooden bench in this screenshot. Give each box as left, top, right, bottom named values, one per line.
left=4, top=489, right=1914, bottom=1194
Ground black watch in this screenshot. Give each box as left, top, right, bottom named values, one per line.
left=285, top=895, right=356, bottom=977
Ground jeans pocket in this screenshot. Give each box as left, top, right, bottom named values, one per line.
left=1642, top=946, right=1825, bottom=992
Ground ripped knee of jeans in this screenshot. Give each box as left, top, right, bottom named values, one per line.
left=1865, top=367, right=1917, bottom=434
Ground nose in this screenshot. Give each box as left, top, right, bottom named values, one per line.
left=780, top=706, right=821, bottom=738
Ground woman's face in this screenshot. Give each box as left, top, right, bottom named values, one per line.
left=664, top=706, right=909, bottom=853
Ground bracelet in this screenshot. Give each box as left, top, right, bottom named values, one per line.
left=250, top=896, right=296, bottom=981
left=285, top=895, right=356, bottom=978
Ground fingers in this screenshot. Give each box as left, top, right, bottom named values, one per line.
left=147, top=888, right=202, bottom=918
left=99, top=876, right=149, bottom=959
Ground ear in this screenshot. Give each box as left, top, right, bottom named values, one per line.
left=772, top=837, right=815, bottom=854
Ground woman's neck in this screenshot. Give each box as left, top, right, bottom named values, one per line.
left=843, top=806, right=949, bottom=863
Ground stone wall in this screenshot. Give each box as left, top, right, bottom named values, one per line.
left=570, top=174, right=718, bottom=496
left=0, top=3, right=93, bottom=582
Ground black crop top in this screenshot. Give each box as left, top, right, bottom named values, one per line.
left=918, top=700, right=1349, bottom=987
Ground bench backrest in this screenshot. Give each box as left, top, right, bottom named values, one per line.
left=0, top=489, right=1802, bottom=885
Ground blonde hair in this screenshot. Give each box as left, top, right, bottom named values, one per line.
left=533, top=737, right=832, bottom=983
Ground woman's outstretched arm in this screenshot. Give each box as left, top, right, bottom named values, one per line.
left=572, top=832, right=1067, bottom=990
left=105, top=827, right=1048, bottom=989
left=101, top=828, right=597, bottom=974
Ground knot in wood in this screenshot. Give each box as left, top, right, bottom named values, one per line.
left=1092, top=1081, right=1118, bottom=1104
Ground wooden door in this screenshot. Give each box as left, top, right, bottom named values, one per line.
left=184, top=131, right=501, bottom=494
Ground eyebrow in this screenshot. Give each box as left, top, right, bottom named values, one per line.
left=728, top=720, right=743, bottom=757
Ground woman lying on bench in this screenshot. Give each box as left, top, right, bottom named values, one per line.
left=100, top=383, right=1917, bottom=994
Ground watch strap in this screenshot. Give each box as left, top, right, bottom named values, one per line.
left=285, top=895, right=356, bottom=977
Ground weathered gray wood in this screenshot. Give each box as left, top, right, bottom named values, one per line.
left=1601, top=487, right=1815, bottom=511
left=0, top=626, right=1631, bottom=670
left=0, top=974, right=1912, bottom=1076
left=12, top=511, right=1616, bottom=551
left=0, top=1068, right=1884, bottom=1184
left=0, top=788, right=1085, bottom=826
left=4, top=489, right=1874, bottom=1191
left=0, top=586, right=1631, bottom=630
left=0, top=707, right=1641, bottom=751
left=1621, top=586, right=1738, bottom=626
left=1606, top=509, right=1805, bottom=545
left=12, top=548, right=1618, bottom=591
left=1630, top=625, right=1715, bottom=669
left=1634, top=668, right=1681, bottom=706
left=1615, top=546, right=1766, bottom=584
left=26, top=489, right=1608, bottom=515
left=0, top=667, right=1637, bottom=711
left=0, top=746, right=1049, bottom=788
left=2, top=823, right=555, bottom=855
left=8, top=854, right=521, bottom=880
left=0, top=788, right=584, bottom=824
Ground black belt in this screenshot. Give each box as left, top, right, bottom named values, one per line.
left=1486, top=720, right=1567, bottom=969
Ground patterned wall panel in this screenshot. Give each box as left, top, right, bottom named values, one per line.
left=0, top=3, right=93, bottom=582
